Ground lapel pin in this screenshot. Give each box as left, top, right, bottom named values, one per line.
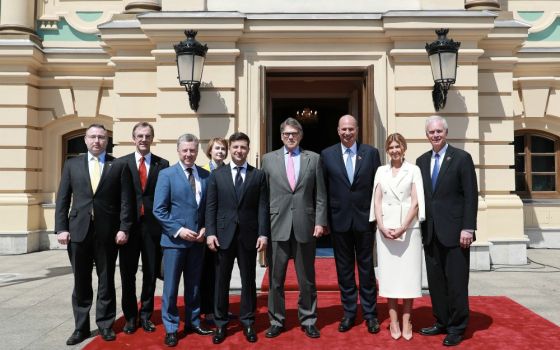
left=357, top=156, right=362, bottom=161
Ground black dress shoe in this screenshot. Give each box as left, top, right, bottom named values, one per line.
left=338, top=318, right=355, bottom=332
left=243, top=325, right=257, bottom=343
left=265, top=325, right=284, bottom=338
left=213, top=327, right=227, bottom=344
left=366, top=318, right=380, bottom=334
left=140, top=319, right=156, bottom=333
left=420, top=325, right=446, bottom=336
left=164, top=332, right=178, bottom=347
left=301, top=325, right=320, bottom=338
left=443, top=334, right=463, bottom=346
left=99, top=328, right=116, bottom=341
left=66, top=330, right=90, bottom=345
left=186, top=325, right=214, bottom=336
left=123, top=319, right=137, bottom=334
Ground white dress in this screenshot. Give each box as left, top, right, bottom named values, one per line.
left=369, top=161, right=425, bottom=299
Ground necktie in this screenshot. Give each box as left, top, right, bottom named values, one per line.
left=345, top=148, right=354, bottom=184
left=139, top=156, right=147, bottom=215
left=287, top=151, right=296, bottom=191
left=186, top=167, right=196, bottom=196
left=432, top=153, right=440, bottom=190
left=90, top=156, right=101, bottom=193
left=235, top=166, right=243, bottom=199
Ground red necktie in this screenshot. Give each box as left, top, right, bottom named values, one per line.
left=139, top=156, right=147, bottom=215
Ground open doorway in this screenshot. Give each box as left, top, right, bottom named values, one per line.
left=262, top=70, right=373, bottom=252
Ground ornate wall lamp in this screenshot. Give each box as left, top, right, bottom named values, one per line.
left=174, top=30, right=208, bottom=111
left=425, top=28, right=460, bottom=111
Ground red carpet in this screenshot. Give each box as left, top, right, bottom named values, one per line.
left=84, top=293, right=559, bottom=350
left=261, top=258, right=342, bottom=291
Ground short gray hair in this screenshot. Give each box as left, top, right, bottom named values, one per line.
left=176, top=133, right=199, bottom=148
left=280, top=117, right=303, bottom=137
left=425, top=115, right=448, bottom=133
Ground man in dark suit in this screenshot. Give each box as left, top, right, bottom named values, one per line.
left=262, top=117, right=327, bottom=339
left=118, top=122, right=169, bottom=335
left=153, top=133, right=213, bottom=347
left=206, top=132, right=269, bottom=344
left=416, top=115, right=478, bottom=347
left=321, top=115, right=381, bottom=334
left=55, top=124, right=133, bottom=345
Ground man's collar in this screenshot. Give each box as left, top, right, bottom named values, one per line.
left=341, top=142, right=357, bottom=154
left=230, top=161, right=248, bottom=170
left=135, top=151, right=151, bottom=162
left=284, top=146, right=301, bottom=155
left=88, top=151, right=106, bottom=161
left=432, top=143, right=449, bottom=156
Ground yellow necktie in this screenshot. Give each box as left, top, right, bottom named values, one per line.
left=90, top=157, right=101, bottom=192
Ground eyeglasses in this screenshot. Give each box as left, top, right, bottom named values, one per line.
left=282, top=132, right=300, bottom=138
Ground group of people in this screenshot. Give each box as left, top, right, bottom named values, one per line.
left=54, top=113, right=477, bottom=348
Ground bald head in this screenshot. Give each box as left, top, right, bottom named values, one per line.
left=337, top=114, right=359, bottom=148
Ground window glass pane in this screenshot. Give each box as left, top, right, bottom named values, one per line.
left=531, top=136, right=554, bottom=153
left=531, top=155, right=555, bottom=172
left=532, top=175, right=556, bottom=191
left=515, top=155, right=525, bottom=172
left=515, top=174, right=527, bottom=192
left=514, top=135, right=525, bottom=153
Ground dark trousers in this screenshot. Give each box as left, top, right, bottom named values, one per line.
left=118, top=217, right=161, bottom=322
left=331, top=229, right=377, bottom=320
left=268, top=232, right=317, bottom=327
left=199, top=245, right=216, bottom=315
left=214, top=231, right=257, bottom=327
left=68, top=221, right=118, bottom=331
left=424, top=236, right=470, bottom=335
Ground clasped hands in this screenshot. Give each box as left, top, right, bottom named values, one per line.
left=380, top=226, right=406, bottom=240
left=178, top=227, right=206, bottom=243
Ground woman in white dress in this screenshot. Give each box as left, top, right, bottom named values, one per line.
left=369, top=133, right=425, bottom=340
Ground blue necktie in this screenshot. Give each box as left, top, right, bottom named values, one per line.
left=432, top=153, right=440, bottom=190
left=345, top=148, right=354, bottom=184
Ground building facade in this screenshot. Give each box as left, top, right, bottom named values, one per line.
left=0, top=0, right=558, bottom=269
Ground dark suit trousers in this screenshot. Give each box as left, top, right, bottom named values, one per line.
left=424, top=235, right=470, bottom=335
left=331, top=229, right=377, bottom=320
left=214, top=230, right=257, bottom=327
left=199, top=245, right=216, bottom=315
left=118, top=216, right=161, bottom=322
left=68, top=221, right=118, bottom=331
left=268, top=231, right=317, bottom=327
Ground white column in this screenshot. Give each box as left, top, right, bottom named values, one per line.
left=0, top=0, right=35, bottom=33
left=124, top=0, right=162, bottom=13
left=465, top=0, right=500, bottom=10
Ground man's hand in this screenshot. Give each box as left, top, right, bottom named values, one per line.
left=207, top=236, right=220, bottom=252
left=460, top=230, right=474, bottom=249
left=115, top=231, right=128, bottom=245
left=195, top=227, right=206, bottom=243
left=313, top=225, right=325, bottom=238
left=179, top=228, right=198, bottom=241
left=256, top=236, right=268, bottom=252
left=57, top=231, right=71, bottom=245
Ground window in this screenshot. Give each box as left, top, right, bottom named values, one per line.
left=62, top=129, right=114, bottom=163
left=514, top=131, right=559, bottom=198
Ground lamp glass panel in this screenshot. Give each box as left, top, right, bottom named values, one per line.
left=440, top=52, right=457, bottom=81
left=192, top=55, right=205, bottom=83
left=429, top=53, right=442, bottom=81
left=177, top=54, right=195, bottom=83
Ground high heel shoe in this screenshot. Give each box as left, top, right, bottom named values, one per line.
left=402, top=321, right=413, bottom=340
left=389, top=321, right=401, bottom=340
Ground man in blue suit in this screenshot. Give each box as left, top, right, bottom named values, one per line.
left=153, top=133, right=213, bottom=347
left=321, top=115, right=381, bottom=334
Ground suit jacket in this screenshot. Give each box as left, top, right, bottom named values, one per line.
left=120, top=153, right=169, bottom=235
left=261, top=148, right=327, bottom=243
left=152, top=163, right=210, bottom=249
left=416, top=144, right=478, bottom=247
left=369, top=161, right=426, bottom=229
left=205, top=163, right=270, bottom=250
left=321, top=143, right=381, bottom=233
left=55, top=154, right=133, bottom=242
